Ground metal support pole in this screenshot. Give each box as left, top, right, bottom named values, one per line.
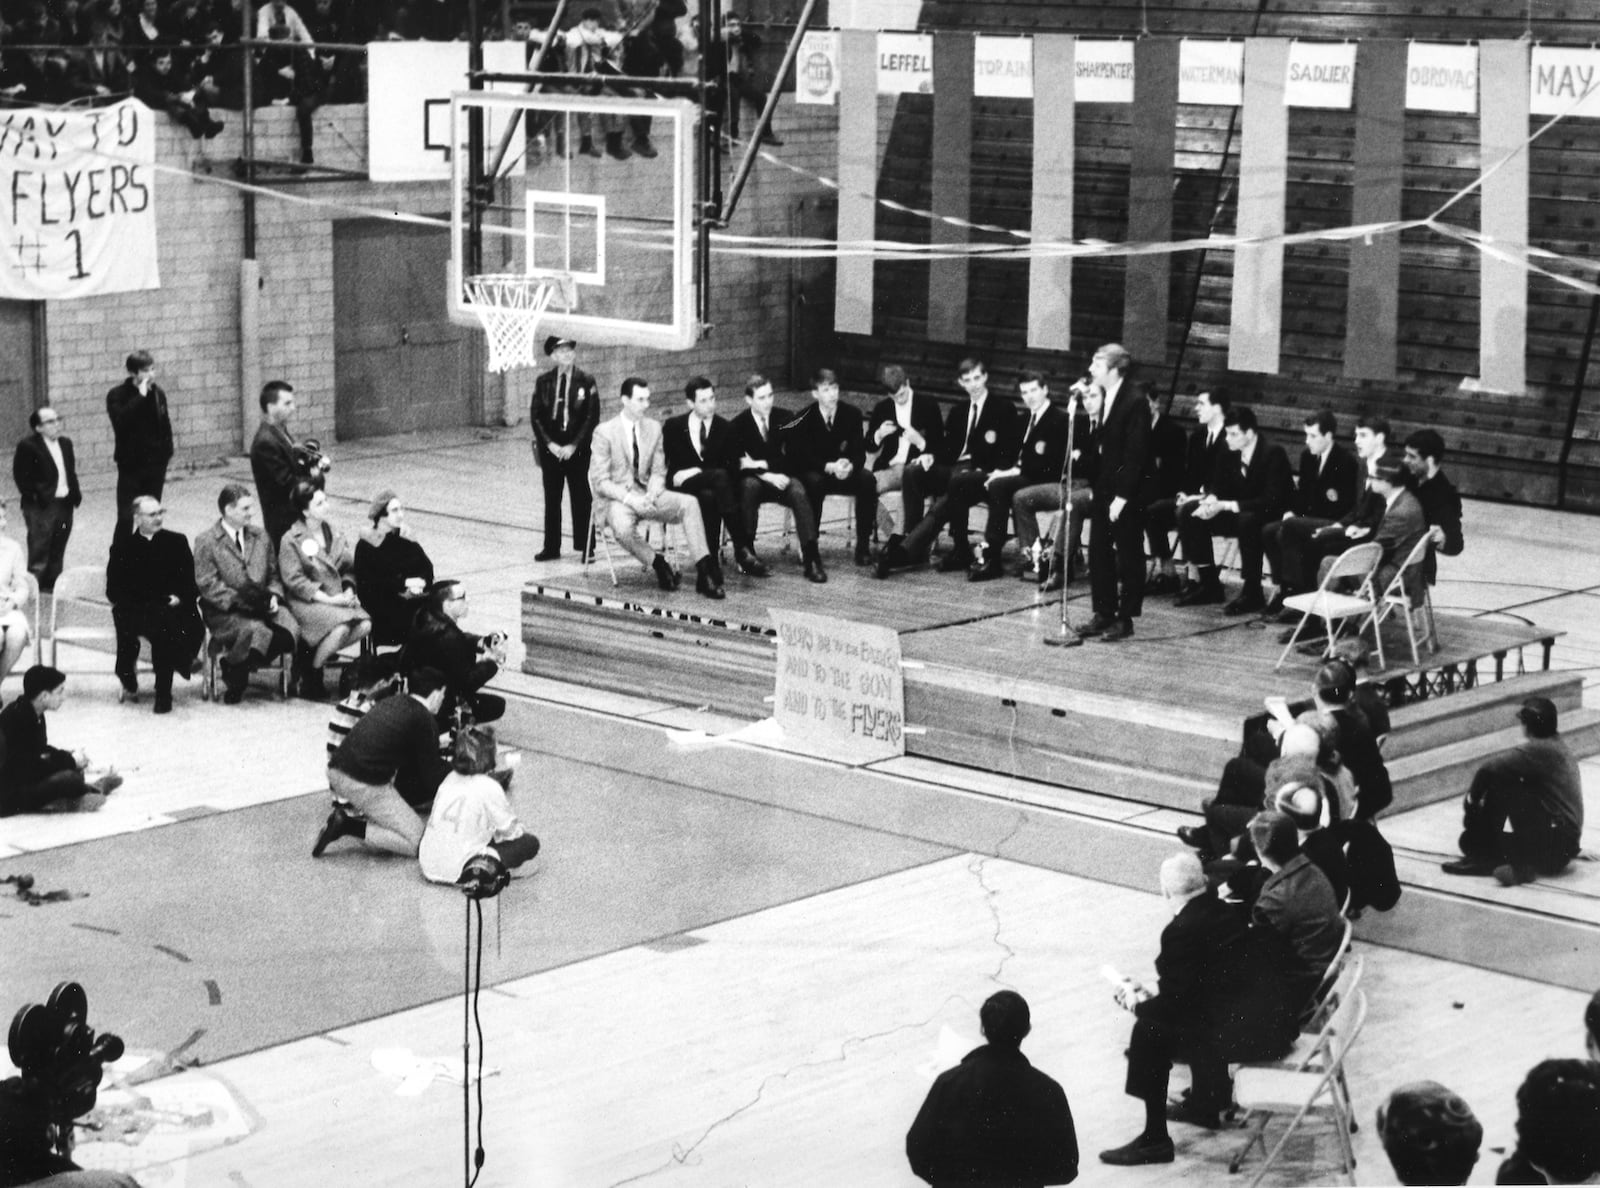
left=719, top=0, right=819, bottom=226
left=485, top=0, right=575, bottom=182
left=467, top=0, right=486, bottom=280
left=241, top=1, right=256, bottom=259
left=697, top=0, right=724, bottom=331
left=1555, top=291, right=1600, bottom=508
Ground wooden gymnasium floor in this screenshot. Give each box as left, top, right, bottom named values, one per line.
left=2, top=427, right=1599, bottom=1187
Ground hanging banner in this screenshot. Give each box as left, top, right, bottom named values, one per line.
left=0, top=100, right=158, bottom=300
left=1405, top=43, right=1478, bottom=113
left=877, top=32, right=933, bottom=94
left=1529, top=46, right=1600, bottom=118
left=1075, top=40, right=1135, bottom=103
left=795, top=30, right=841, bottom=105
left=974, top=35, right=1032, bottom=99
left=1286, top=41, right=1356, bottom=108
left=1179, top=40, right=1244, bottom=106
left=367, top=40, right=530, bottom=181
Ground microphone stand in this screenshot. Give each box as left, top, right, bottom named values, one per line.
left=1042, top=392, right=1083, bottom=648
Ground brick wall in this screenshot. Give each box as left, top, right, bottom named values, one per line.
left=44, top=95, right=841, bottom=477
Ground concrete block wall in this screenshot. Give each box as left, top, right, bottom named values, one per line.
left=43, top=94, right=842, bottom=476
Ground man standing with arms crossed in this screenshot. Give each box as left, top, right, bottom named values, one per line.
left=106, top=349, right=173, bottom=531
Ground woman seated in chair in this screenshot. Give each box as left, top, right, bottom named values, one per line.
left=354, top=490, right=435, bottom=647
left=0, top=499, right=32, bottom=683
left=278, top=481, right=371, bottom=700
left=404, top=579, right=506, bottom=727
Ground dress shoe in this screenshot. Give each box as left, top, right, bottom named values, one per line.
left=312, top=803, right=364, bottom=858
left=1440, top=857, right=1497, bottom=877
left=652, top=554, right=681, bottom=591
left=1176, top=824, right=1211, bottom=852
left=735, top=546, right=772, bottom=578
left=1146, top=570, right=1180, bottom=595
left=874, top=540, right=909, bottom=580
left=1175, top=582, right=1225, bottom=607
left=937, top=550, right=974, bottom=573
left=1167, top=1099, right=1225, bottom=1130
left=1494, top=864, right=1534, bottom=886
left=535, top=547, right=561, bottom=562
left=604, top=131, right=630, bottom=160
left=1076, top=613, right=1115, bottom=638
left=803, top=556, right=828, bottom=584
left=1040, top=570, right=1064, bottom=594
left=967, top=561, right=1004, bottom=583
left=1264, top=592, right=1285, bottom=616
left=296, top=664, right=329, bottom=702
left=1099, top=1135, right=1175, bottom=1166
left=633, top=136, right=659, bottom=158
left=695, top=568, right=726, bottom=599
left=153, top=692, right=173, bottom=715
left=854, top=544, right=872, bottom=567
left=117, top=679, right=139, bottom=705
left=1096, top=618, right=1134, bottom=643
left=1222, top=588, right=1267, bottom=617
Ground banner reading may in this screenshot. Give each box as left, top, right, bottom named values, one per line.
left=0, top=99, right=158, bottom=300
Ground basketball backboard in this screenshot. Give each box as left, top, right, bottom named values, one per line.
left=448, top=90, right=700, bottom=355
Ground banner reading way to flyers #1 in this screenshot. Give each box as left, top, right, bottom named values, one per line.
left=771, top=609, right=904, bottom=764
left=0, top=100, right=157, bottom=300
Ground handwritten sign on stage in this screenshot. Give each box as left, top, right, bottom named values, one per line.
left=771, top=609, right=905, bottom=765
left=0, top=100, right=158, bottom=300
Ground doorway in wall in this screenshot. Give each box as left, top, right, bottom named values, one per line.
left=0, top=302, right=45, bottom=447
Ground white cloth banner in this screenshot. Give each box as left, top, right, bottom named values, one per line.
left=974, top=35, right=1032, bottom=98
left=1074, top=40, right=1135, bottom=104
left=877, top=32, right=933, bottom=94
left=1179, top=40, right=1244, bottom=106
left=367, top=40, right=530, bottom=182
left=1530, top=46, right=1600, bottom=118
left=0, top=100, right=158, bottom=300
left=1406, top=42, right=1478, bottom=113
left=795, top=30, right=841, bottom=104
left=1286, top=41, right=1355, bottom=108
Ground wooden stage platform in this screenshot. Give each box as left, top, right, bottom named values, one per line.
left=520, top=554, right=1582, bottom=813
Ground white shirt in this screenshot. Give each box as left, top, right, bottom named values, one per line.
left=42, top=437, right=68, bottom=498
left=419, top=772, right=527, bottom=884
left=890, top=398, right=915, bottom=466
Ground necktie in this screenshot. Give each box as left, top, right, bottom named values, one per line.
left=632, top=425, right=642, bottom=484
left=556, top=372, right=569, bottom=432
left=234, top=530, right=244, bottom=554
left=698, top=419, right=708, bottom=450
left=960, top=402, right=977, bottom=457
left=1024, top=414, right=1037, bottom=443
left=1090, top=417, right=1100, bottom=436
left=825, top=412, right=833, bottom=431
left=758, top=416, right=768, bottom=443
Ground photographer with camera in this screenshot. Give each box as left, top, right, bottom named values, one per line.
left=250, top=380, right=330, bottom=547
left=402, top=580, right=506, bottom=728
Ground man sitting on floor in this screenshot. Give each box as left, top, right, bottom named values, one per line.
left=1441, top=696, right=1583, bottom=887
left=0, top=666, right=123, bottom=816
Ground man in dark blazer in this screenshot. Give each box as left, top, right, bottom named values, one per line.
left=876, top=356, right=1020, bottom=576
left=12, top=406, right=81, bottom=592
left=1403, top=428, right=1464, bottom=587
left=1081, top=343, right=1152, bottom=641
left=530, top=335, right=601, bottom=562
left=105, top=348, right=174, bottom=530
left=250, top=379, right=325, bottom=546
left=781, top=367, right=876, bottom=568
left=729, top=374, right=825, bottom=582
left=1175, top=405, right=1294, bottom=615
left=1263, top=409, right=1360, bottom=611
left=1274, top=414, right=1390, bottom=606
left=968, top=370, right=1069, bottom=581
left=106, top=495, right=204, bottom=714
left=867, top=364, right=945, bottom=538
left=1248, top=812, right=1345, bottom=1012
left=664, top=376, right=770, bottom=580
left=1146, top=388, right=1230, bottom=595
left=1099, top=852, right=1296, bottom=1166
left=907, top=990, right=1079, bottom=1186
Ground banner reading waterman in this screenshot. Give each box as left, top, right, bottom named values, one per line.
left=771, top=609, right=905, bottom=764
left=0, top=99, right=158, bottom=300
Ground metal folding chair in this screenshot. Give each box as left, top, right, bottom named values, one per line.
left=1274, top=542, right=1383, bottom=671
left=1373, top=534, right=1439, bottom=665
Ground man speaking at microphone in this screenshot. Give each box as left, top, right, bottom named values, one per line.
left=1078, top=344, right=1152, bottom=643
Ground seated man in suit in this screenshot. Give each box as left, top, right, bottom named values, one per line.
left=867, top=364, right=944, bottom=540
left=1146, top=388, right=1230, bottom=596
left=1263, top=409, right=1361, bottom=613
left=1402, top=428, right=1464, bottom=587
left=1248, top=811, right=1345, bottom=1012
left=664, top=376, right=771, bottom=581
left=730, top=374, right=825, bottom=583
left=968, top=370, right=1069, bottom=582
left=589, top=378, right=724, bottom=599
left=106, top=496, right=204, bottom=714
left=1274, top=414, right=1390, bottom=605
left=876, top=356, right=1021, bottom=577
left=1174, top=406, right=1293, bottom=614
left=193, top=484, right=300, bottom=704
left=1014, top=382, right=1098, bottom=591
left=1099, top=852, right=1296, bottom=1166
left=783, top=368, right=876, bottom=568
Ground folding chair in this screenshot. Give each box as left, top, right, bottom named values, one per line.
left=13, top=570, right=41, bottom=667
left=585, top=504, right=688, bottom=588
left=1230, top=988, right=1368, bottom=1185
left=1274, top=542, right=1383, bottom=671
left=780, top=492, right=860, bottom=555
left=201, top=627, right=292, bottom=701
left=1373, top=534, right=1439, bottom=665
left=48, top=565, right=120, bottom=668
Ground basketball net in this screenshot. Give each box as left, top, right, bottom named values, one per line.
left=464, top=273, right=578, bottom=373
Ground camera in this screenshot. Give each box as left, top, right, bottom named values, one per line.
left=292, top=437, right=332, bottom=479
left=2, top=983, right=124, bottom=1177
left=458, top=853, right=510, bottom=900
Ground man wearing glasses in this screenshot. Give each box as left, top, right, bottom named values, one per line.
left=11, top=407, right=81, bottom=593
left=106, top=496, right=204, bottom=714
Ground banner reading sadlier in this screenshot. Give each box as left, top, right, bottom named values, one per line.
left=0, top=99, right=158, bottom=300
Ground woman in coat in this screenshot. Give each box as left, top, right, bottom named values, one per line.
left=278, top=481, right=370, bottom=698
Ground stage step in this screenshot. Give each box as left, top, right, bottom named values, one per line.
left=1382, top=669, right=1586, bottom=759
left=1387, top=705, right=1600, bottom=813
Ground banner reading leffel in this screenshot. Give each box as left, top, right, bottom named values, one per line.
left=0, top=100, right=158, bottom=300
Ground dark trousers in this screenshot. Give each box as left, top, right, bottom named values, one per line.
left=900, top=460, right=975, bottom=533
left=739, top=474, right=815, bottom=547
left=1177, top=505, right=1269, bottom=588
left=904, top=464, right=985, bottom=560
left=112, top=602, right=203, bottom=693
left=0, top=750, right=86, bottom=816
left=797, top=468, right=877, bottom=553
left=977, top=473, right=1033, bottom=552
left=1459, top=762, right=1581, bottom=875
left=1145, top=496, right=1180, bottom=560
left=490, top=832, right=541, bottom=870
left=1268, top=516, right=1334, bottom=593
left=676, top=467, right=744, bottom=551
left=539, top=451, right=592, bottom=554
left=1199, top=756, right=1269, bottom=855
left=22, top=499, right=73, bottom=591
left=1089, top=496, right=1146, bottom=619
left=1125, top=1016, right=1232, bottom=1115
left=115, top=462, right=168, bottom=528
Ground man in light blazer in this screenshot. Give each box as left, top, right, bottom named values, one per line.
left=589, top=378, right=725, bottom=599
left=193, top=484, right=300, bottom=703
left=12, top=406, right=81, bottom=592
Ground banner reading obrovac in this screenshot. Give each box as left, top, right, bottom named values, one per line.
left=0, top=99, right=158, bottom=300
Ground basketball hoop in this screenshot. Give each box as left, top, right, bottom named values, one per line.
left=463, top=273, right=578, bottom=373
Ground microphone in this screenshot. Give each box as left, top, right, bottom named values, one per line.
left=1067, top=375, right=1093, bottom=397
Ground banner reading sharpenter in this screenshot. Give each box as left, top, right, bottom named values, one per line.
left=0, top=99, right=158, bottom=300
